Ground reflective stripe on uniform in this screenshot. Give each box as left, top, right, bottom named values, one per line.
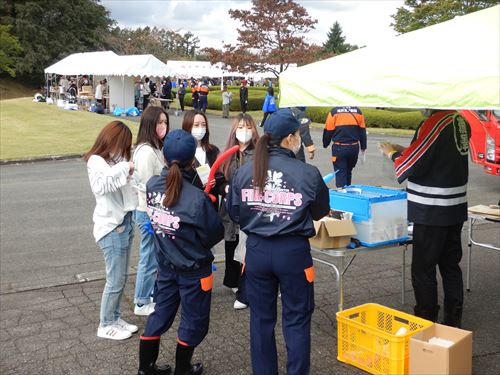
left=407, top=181, right=467, bottom=195
left=407, top=193, right=467, bottom=206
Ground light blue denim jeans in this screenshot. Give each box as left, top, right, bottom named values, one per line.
left=134, top=210, right=158, bottom=305
left=97, top=211, right=134, bottom=327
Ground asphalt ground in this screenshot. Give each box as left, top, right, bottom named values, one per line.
left=1, top=111, right=499, bottom=374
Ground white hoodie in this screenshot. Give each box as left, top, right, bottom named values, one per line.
left=133, top=143, right=164, bottom=211
left=87, top=155, right=138, bottom=242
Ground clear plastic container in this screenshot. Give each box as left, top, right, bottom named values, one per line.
left=330, top=186, right=409, bottom=247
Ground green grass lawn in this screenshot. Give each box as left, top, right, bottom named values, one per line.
left=0, top=98, right=139, bottom=160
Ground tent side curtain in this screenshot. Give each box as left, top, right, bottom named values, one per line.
left=279, top=5, right=500, bottom=110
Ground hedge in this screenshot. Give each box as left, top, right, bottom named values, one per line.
left=173, top=87, right=424, bottom=130
left=179, top=86, right=270, bottom=112
left=305, top=107, right=424, bottom=130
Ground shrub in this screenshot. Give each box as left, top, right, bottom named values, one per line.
left=304, top=107, right=423, bottom=130
left=175, top=86, right=424, bottom=130
left=182, top=87, right=273, bottom=112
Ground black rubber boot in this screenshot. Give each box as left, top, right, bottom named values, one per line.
left=443, top=304, right=463, bottom=328
left=174, top=343, right=203, bottom=375
left=414, top=305, right=440, bottom=322
left=138, top=338, right=172, bottom=375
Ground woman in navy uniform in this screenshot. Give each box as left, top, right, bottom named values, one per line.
left=137, top=129, right=224, bottom=375
left=226, top=108, right=330, bottom=375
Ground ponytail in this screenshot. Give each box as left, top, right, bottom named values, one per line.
left=253, top=133, right=271, bottom=191
left=163, top=161, right=183, bottom=207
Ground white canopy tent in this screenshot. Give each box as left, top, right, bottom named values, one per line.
left=279, top=5, right=500, bottom=110
left=44, top=51, right=120, bottom=76
left=167, top=60, right=223, bottom=79
left=167, top=60, right=291, bottom=84
left=45, top=51, right=175, bottom=109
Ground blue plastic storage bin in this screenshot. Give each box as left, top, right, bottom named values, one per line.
left=329, top=186, right=409, bottom=247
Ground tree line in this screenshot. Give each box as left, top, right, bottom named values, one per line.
left=1, top=0, right=497, bottom=85
left=0, top=0, right=203, bottom=83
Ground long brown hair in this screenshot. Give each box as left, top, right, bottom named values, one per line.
left=181, top=110, right=214, bottom=151
left=253, top=133, right=285, bottom=191
left=220, top=113, right=259, bottom=180
left=136, top=106, right=169, bottom=149
left=83, top=121, right=132, bottom=162
left=162, top=159, right=192, bottom=207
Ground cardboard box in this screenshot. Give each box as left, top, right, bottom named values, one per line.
left=309, top=215, right=356, bottom=249
left=409, top=323, right=472, bottom=375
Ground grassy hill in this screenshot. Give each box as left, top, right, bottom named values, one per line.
left=0, top=98, right=139, bottom=161
left=0, top=77, right=39, bottom=100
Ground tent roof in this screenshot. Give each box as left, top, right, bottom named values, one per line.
left=167, top=60, right=224, bottom=79
left=279, top=5, right=500, bottom=110
left=119, top=54, right=175, bottom=77
left=44, top=51, right=175, bottom=77
left=44, top=51, right=119, bottom=76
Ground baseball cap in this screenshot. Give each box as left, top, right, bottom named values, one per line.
left=263, top=108, right=300, bottom=138
left=163, top=129, right=196, bottom=164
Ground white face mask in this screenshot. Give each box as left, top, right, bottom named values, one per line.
left=291, top=134, right=302, bottom=154
left=191, top=127, right=206, bottom=141
left=235, top=129, right=252, bottom=144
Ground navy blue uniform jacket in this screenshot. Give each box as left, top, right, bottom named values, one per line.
left=225, top=147, right=330, bottom=238
left=147, top=168, right=224, bottom=272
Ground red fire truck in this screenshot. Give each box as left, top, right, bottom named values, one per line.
left=460, top=110, right=500, bottom=176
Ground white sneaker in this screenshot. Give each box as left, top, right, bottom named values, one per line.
left=231, top=288, right=238, bottom=294
left=134, top=303, right=155, bottom=316
left=97, top=324, right=132, bottom=340
left=233, top=300, right=248, bottom=310
left=115, top=318, right=138, bottom=333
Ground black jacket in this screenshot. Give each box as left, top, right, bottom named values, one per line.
left=218, top=147, right=254, bottom=241
left=392, top=111, right=470, bottom=226
left=226, top=147, right=329, bottom=238
left=193, top=145, right=223, bottom=210
left=239, top=86, right=248, bottom=102
left=147, top=168, right=224, bottom=272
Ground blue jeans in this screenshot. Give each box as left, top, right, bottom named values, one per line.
left=134, top=210, right=158, bottom=305
left=97, top=212, right=134, bottom=327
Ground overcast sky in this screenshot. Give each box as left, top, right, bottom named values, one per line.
left=101, top=0, right=405, bottom=49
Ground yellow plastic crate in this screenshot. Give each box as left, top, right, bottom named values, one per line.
left=336, top=303, right=433, bottom=375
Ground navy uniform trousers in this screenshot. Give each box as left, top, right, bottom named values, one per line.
left=412, top=223, right=464, bottom=311
left=245, top=234, right=315, bottom=375
left=331, top=143, right=359, bottom=188
left=198, top=95, right=208, bottom=113
left=142, top=264, right=213, bottom=347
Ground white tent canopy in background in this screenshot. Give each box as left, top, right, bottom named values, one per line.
left=166, top=60, right=290, bottom=81
left=167, top=60, right=223, bottom=79
left=120, top=55, right=175, bottom=77
left=279, top=5, right=500, bottom=110
left=44, top=51, right=120, bottom=76
left=45, top=51, right=175, bottom=108
left=44, top=51, right=175, bottom=78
